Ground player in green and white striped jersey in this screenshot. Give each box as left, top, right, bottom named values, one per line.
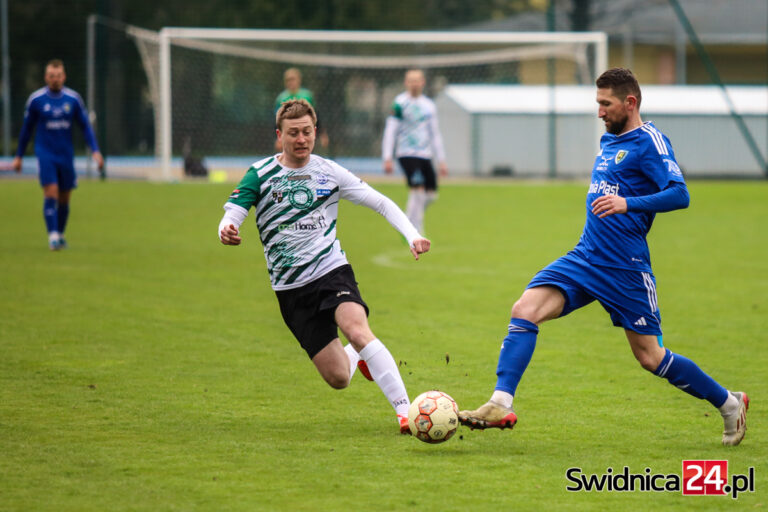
left=382, top=69, right=448, bottom=233
left=219, top=99, right=430, bottom=434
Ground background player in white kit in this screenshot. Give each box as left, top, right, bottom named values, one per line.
left=219, top=99, right=430, bottom=434
left=382, top=69, right=447, bottom=233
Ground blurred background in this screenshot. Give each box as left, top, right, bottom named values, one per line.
left=2, top=0, right=766, bottom=179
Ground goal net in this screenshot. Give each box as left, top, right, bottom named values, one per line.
left=114, top=26, right=607, bottom=180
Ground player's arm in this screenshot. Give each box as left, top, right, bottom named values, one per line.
left=381, top=103, right=401, bottom=174
left=218, top=203, right=248, bottom=245
left=591, top=182, right=689, bottom=218
left=73, top=96, right=104, bottom=170
left=13, top=100, right=38, bottom=172
left=337, top=166, right=430, bottom=259
left=219, top=171, right=261, bottom=245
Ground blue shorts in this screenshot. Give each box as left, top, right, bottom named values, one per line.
left=38, top=157, right=77, bottom=190
left=527, top=251, right=662, bottom=336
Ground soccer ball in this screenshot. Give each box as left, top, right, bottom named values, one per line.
left=408, top=390, right=459, bottom=444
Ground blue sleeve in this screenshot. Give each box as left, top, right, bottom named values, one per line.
left=73, top=96, right=100, bottom=153
left=626, top=181, right=690, bottom=213
left=15, top=100, right=38, bottom=157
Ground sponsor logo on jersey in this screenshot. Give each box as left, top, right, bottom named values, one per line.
left=278, top=212, right=327, bottom=232
left=336, top=290, right=351, bottom=297
left=316, top=188, right=331, bottom=197
left=588, top=180, right=620, bottom=195
left=229, top=188, right=240, bottom=199
left=287, top=174, right=311, bottom=181
left=663, top=158, right=683, bottom=177
left=45, top=120, right=71, bottom=130
left=596, top=155, right=611, bottom=171
left=272, top=190, right=284, bottom=203
left=634, top=317, right=647, bottom=327
left=287, top=185, right=313, bottom=210
left=316, top=173, right=329, bottom=185
left=615, top=150, right=628, bottom=164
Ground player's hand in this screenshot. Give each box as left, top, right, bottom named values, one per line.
left=12, top=156, right=22, bottom=173
left=384, top=159, right=394, bottom=174
left=92, top=151, right=105, bottom=170
left=410, top=238, right=431, bottom=260
left=438, top=162, right=448, bottom=177
left=591, top=194, right=627, bottom=218
left=220, top=224, right=242, bottom=245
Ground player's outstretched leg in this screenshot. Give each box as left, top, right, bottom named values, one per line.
left=336, top=302, right=410, bottom=434
left=721, top=391, right=749, bottom=446
left=650, top=346, right=748, bottom=445
left=458, top=318, right=538, bottom=430
left=358, top=339, right=411, bottom=434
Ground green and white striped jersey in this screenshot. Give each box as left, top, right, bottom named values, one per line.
left=222, top=154, right=421, bottom=290
left=382, top=92, right=446, bottom=162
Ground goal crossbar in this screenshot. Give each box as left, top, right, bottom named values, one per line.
left=156, top=29, right=608, bottom=181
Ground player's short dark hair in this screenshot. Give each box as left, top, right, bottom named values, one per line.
left=596, top=68, right=641, bottom=107
left=276, top=99, right=317, bottom=130
left=46, top=59, right=65, bottom=70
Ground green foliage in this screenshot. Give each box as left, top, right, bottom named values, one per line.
left=0, top=179, right=765, bottom=511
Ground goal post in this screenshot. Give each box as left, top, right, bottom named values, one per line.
left=142, top=28, right=608, bottom=180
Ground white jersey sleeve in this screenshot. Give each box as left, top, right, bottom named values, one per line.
left=333, top=162, right=422, bottom=245
left=381, top=116, right=400, bottom=161
left=218, top=203, right=249, bottom=241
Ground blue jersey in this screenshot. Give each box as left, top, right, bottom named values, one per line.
left=572, top=122, right=686, bottom=272
left=16, top=86, right=99, bottom=162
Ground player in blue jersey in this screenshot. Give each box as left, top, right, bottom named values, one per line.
left=12, top=59, right=104, bottom=250
left=458, top=68, right=748, bottom=446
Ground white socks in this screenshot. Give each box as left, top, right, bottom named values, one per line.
left=406, top=189, right=426, bottom=233
left=490, top=390, right=514, bottom=409
left=718, top=391, right=739, bottom=416
left=344, top=344, right=360, bottom=380
left=359, top=339, right=410, bottom=417
left=424, top=190, right=438, bottom=208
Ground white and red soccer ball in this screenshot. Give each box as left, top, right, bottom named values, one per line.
left=408, top=390, right=459, bottom=444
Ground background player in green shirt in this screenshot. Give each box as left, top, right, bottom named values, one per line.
left=274, top=68, right=329, bottom=151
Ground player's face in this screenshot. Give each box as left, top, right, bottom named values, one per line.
left=596, top=88, right=629, bottom=135
left=277, top=115, right=316, bottom=167
left=405, top=71, right=425, bottom=96
left=45, top=66, right=66, bottom=93
left=284, top=73, right=301, bottom=92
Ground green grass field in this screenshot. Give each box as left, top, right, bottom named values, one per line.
left=1, top=178, right=766, bottom=511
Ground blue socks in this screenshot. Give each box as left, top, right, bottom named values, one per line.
left=57, top=203, right=70, bottom=235
left=495, top=318, right=538, bottom=395
left=493, top=317, right=728, bottom=409
left=43, top=197, right=58, bottom=235
left=654, top=348, right=729, bottom=407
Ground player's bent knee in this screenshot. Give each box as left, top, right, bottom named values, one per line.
left=634, top=351, right=662, bottom=372
left=510, top=299, right=540, bottom=323
left=341, top=325, right=371, bottom=346
left=324, top=371, right=350, bottom=390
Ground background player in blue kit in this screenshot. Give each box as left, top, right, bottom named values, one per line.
left=459, top=68, right=748, bottom=446
left=12, top=59, right=104, bottom=250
